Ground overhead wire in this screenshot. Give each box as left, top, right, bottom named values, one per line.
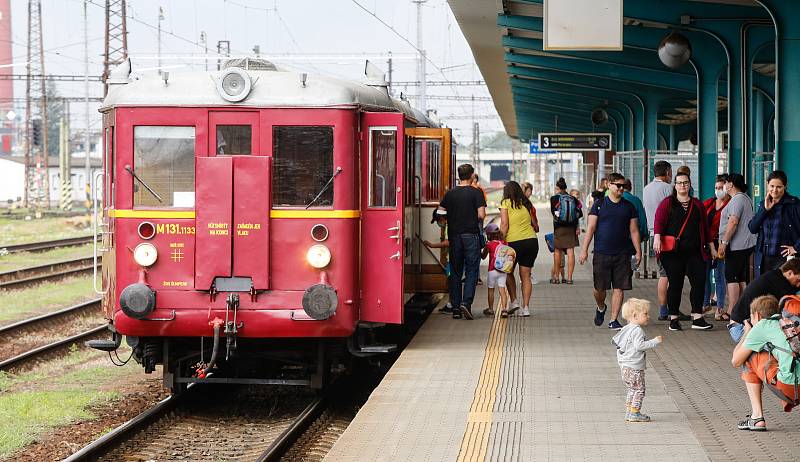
left=349, top=0, right=468, bottom=113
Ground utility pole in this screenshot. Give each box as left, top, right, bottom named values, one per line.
left=59, top=101, right=72, bottom=211
left=157, top=6, right=164, bottom=75
left=386, top=51, right=393, bottom=96
left=412, top=0, right=427, bottom=113
left=25, top=0, right=48, bottom=211
left=103, top=0, right=127, bottom=95
left=217, top=40, right=231, bottom=70
left=200, top=31, right=208, bottom=71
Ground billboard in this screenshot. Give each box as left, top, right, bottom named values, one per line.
left=544, top=0, right=623, bottom=51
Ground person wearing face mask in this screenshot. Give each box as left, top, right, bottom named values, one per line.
left=702, top=174, right=731, bottom=320
left=748, top=170, right=800, bottom=274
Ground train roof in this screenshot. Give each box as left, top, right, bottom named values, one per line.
left=101, top=59, right=439, bottom=127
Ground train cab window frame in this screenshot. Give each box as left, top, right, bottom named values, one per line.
left=369, top=127, right=397, bottom=208
left=104, top=127, right=115, bottom=208
left=132, top=126, right=196, bottom=209
left=272, top=126, right=334, bottom=208
left=216, top=124, right=252, bottom=155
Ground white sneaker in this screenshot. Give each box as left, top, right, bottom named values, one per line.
left=519, top=307, right=531, bottom=317
left=531, top=274, right=539, bottom=285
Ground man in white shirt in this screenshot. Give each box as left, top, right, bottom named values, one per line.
left=643, top=160, right=676, bottom=321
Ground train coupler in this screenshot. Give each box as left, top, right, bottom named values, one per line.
left=224, top=293, right=244, bottom=360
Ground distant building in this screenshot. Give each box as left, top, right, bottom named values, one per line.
left=0, top=156, right=102, bottom=205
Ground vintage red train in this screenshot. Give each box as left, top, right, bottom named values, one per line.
left=90, top=58, right=454, bottom=390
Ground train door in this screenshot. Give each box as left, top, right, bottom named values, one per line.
left=195, top=111, right=270, bottom=290
left=360, top=112, right=404, bottom=324
left=404, top=127, right=452, bottom=293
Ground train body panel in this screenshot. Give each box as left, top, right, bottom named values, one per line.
left=94, top=61, right=454, bottom=386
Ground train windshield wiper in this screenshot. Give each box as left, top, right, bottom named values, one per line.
left=305, top=167, right=342, bottom=209
left=125, top=165, right=163, bottom=203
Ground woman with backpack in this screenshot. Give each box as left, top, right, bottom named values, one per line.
left=550, top=177, right=582, bottom=284
left=500, top=181, right=538, bottom=317
left=653, top=172, right=713, bottom=332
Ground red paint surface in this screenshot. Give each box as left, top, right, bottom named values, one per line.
left=233, top=156, right=270, bottom=289
left=359, top=112, right=405, bottom=324
left=194, top=156, right=233, bottom=289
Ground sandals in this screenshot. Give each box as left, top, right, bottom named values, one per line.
left=483, top=308, right=495, bottom=317
left=715, top=310, right=730, bottom=322
left=500, top=309, right=509, bottom=318
left=549, top=278, right=561, bottom=284
left=737, top=415, right=766, bottom=431
left=564, top=279, right=574, bottom=285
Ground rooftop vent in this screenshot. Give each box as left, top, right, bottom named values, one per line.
left=223, top=57, right=277, bottom=71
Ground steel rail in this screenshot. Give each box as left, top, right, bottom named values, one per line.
left=256, top=395, right=327, bottom=462
left=62, top=394, right=180, bottom=462
left=0, top=325, right=107, bottom=371
left=1, top=235, right=94, bottom=253
left=0, top=298, right=101, bottom=336
left=0, top=257, right=98, bottom=290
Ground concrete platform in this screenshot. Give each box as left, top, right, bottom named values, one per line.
left=325, top=209, right=800, bottom=462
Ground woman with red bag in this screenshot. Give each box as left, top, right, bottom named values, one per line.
left=653, top=171, right=713, bottom=332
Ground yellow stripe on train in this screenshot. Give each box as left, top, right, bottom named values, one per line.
left=108, top=209, right=361, bottom=219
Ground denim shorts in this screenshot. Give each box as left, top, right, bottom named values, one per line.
left=727, top=322, right=744, bottom=343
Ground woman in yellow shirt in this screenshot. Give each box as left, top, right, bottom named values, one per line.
left=499, top=181, right=539, bottom=317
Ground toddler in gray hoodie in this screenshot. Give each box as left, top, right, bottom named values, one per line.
left=612, top=298, right=663, bottom=422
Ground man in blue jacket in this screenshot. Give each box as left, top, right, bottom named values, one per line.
left=748, top=170, right=800, bottom=274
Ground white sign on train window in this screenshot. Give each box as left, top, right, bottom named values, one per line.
left=544, top=0, right=622, bottom=51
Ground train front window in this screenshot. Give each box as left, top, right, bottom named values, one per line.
left=133, top=126, right=195, bottom=208
left=369, top=128, right=397, bottom=207
left=216, top=125, right=252, bottom=155
left=272, top=126, right=334, bottom=207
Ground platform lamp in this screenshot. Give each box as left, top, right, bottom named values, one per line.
left=658, top=31, right=692, bottom=69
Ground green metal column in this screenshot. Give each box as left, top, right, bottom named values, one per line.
left=753, top=91, right=764, bottom=153
left=669, top=125, right=677, bottom=151
left=698, top=75, right=719, bottom=200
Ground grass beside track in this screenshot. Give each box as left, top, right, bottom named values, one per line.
left=0, top=245, right=93, bottom=272
left=0, top=276, right=95, bottom=323
left=0, top=216, right=91, bottom=247
left=0, top=348, right=138, bottom=458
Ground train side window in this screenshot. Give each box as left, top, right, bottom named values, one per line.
left=369, top=128, right=397, bottom=207
left=272, top=126, right=333, bottom=207
left=216, top=125, right=251, bottom=155
left=133, top=126, right=196, bottom=208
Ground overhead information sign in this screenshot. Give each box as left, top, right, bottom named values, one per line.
left=544, top=0, right=623, bottom=51
left=537, top=133, right=612, bottom=152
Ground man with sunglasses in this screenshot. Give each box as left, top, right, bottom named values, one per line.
left=580, top=173, right=642, bottom=330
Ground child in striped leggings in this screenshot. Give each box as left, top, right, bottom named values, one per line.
left=612, top=298, right=663, bottom=422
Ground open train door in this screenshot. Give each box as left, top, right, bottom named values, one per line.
left=360, top=112, right=404, bottom=324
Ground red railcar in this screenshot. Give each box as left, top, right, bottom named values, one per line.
left=90, top=59, right=454, bottom=389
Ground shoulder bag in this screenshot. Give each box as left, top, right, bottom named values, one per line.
left=660, top=200, right=693, bottom=253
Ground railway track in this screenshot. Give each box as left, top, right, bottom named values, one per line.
left=64, top=387, right=327, bottom=462
left=1, top=235, right=94, bottom=254
left=0, top=256, right=99, bottom=290
left=0, top=299, right=106, bottom=371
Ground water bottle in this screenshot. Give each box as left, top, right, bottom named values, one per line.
left=631, top=255, right=638, bottom=271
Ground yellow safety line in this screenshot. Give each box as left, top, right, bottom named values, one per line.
left=108, top=209, right=361, bottom=219
left=457, top=310, right=508, bottom=462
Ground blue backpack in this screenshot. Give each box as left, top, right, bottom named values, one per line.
left=555, top=193, right=579, bottom=226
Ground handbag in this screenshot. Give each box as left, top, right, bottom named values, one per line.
left=660, top=200, right=693, bottom=253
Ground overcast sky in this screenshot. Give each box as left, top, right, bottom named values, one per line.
left=8, top=0, right=501, bottom=142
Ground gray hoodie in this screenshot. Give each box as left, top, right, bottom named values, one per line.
left=612, top=324, right=661, bottom=370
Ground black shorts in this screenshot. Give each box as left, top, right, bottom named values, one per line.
left=509, top=238, right=539, bottom=268
left=725, top=247, right=753, bottom=283
left=592, top=253, right=633, bottom=291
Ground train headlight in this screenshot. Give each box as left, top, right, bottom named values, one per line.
left=306, top=244, right=331, bottom=269
left=216, top=68, right=252, bottom=102
left=133, top=243, right=158, bottom=267
left=302, top=284, right=338, bottom=320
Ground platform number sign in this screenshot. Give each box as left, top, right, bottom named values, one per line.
left=537, top=133, right=612, bottom=152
